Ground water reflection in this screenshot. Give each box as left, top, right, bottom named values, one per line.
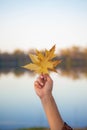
left=0, top=67, right=87, bottom=80
left=0, top=73, right=87, bottom=129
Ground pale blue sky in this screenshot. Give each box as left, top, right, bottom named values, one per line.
left=0, top=0, right=87, bottom=52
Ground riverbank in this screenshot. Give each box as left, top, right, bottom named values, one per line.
left=17, top=127, right=87, bottom=130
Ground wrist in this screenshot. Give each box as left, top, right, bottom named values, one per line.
left=40, top=93, right=53, bottom=104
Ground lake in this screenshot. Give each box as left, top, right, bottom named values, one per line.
left=0, top=72, right=87, bottom=130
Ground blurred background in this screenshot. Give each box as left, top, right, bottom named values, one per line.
left=0, top=0, right=87, bottom=130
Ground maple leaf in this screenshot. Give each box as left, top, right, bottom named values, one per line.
left=22, top=45, right=62, bottom=74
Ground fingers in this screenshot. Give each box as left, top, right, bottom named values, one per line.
left=34, top=81, right=42, bottom=89
left=34, top=74, right=47, bottom=88
left=40, top=74, right=47, bottom=81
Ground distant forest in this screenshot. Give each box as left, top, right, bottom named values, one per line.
left=0, top=46, right=87, bottom=79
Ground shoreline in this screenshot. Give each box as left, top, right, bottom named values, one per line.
left=17, top=127, right=87, bottom=130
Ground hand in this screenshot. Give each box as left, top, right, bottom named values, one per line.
left=34, top=74, right=53, bottom=99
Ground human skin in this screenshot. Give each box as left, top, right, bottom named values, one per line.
left=34, top=74, right=64, bottom=130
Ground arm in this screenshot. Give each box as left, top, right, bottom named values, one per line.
left=34, top=74, right=64, bottom=130
left=34, top=74, right=73, bottom=130
left=41, top=93, right=64, bottom=130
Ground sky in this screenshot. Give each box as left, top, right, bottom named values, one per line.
left=0, top=0, right=87, bottom=52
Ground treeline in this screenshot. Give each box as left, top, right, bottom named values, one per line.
left=0, top=46, right=87, bottom=79
left=58, top=46, right=87, bottom=79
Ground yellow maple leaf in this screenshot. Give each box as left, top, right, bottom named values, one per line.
left=22, top=45, right=62, bottom=74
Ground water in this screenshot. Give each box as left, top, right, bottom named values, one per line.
left=0, top=73, right=87, bottom=129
